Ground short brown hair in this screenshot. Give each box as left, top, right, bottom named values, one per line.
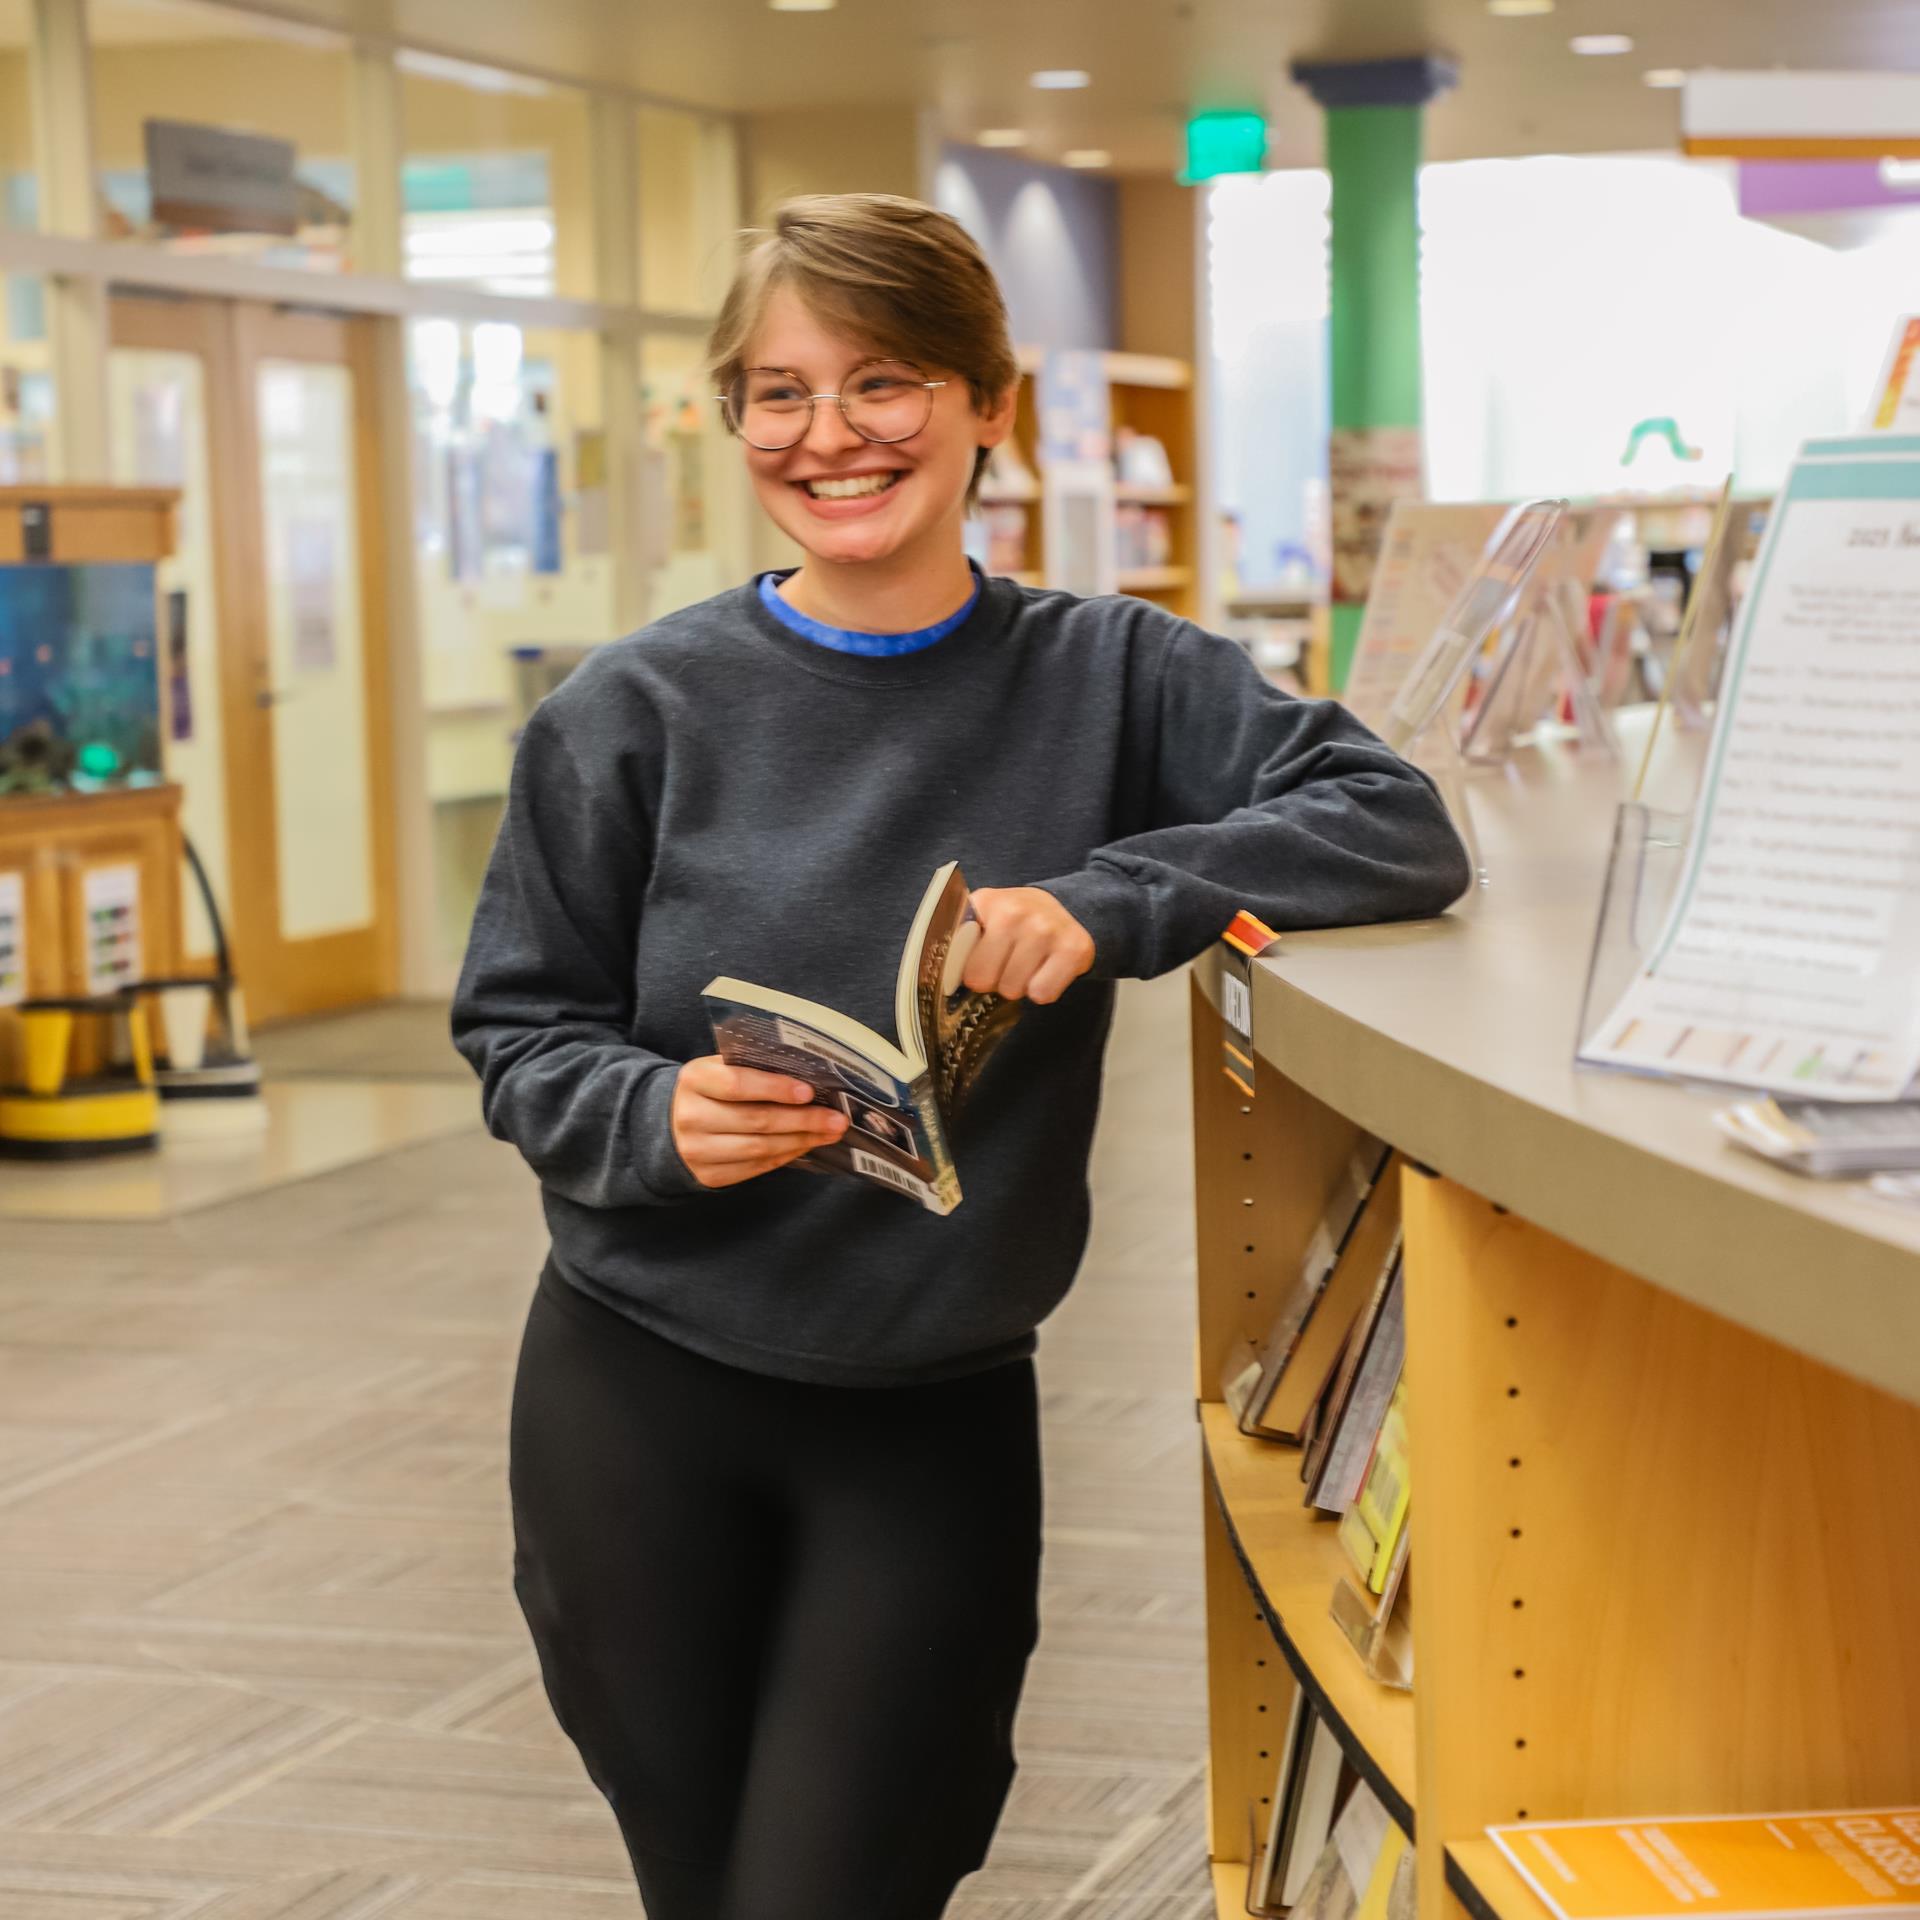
left=706, top=194, right=1019, bottom=503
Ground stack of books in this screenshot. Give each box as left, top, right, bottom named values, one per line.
left=1220, top=1139, right=1413, bottom=1689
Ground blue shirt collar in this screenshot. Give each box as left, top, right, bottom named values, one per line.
left=754, top=563, right=984, bottom=657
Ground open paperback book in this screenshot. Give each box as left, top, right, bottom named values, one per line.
left=702, top=863, right=1023, bottom=1216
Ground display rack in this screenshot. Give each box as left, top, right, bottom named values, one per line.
left=1187, top=736, right=1920, bottom=1920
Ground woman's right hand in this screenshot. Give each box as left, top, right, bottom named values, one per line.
left=670, top=1057, right=849, bottom=1189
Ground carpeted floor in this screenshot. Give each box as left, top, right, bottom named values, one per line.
left=0, top=972, right=1210, bottom=1918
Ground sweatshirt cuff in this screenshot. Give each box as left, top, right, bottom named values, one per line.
left=630, top=1060, right=710, bottom=1203
left=1034, top=864, right=1150, bottom=981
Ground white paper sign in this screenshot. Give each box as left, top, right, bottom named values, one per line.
left=0, top=871, right=24, bottom=1008
left=1581, top=436, right=1920, bottom=1099
left=82, top=865, right=142, bottom=997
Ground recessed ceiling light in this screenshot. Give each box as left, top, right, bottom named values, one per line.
left=1570, top=32, right=1634, bottom=54
left=1030, top=69, right=1091, bottom=89
left=1064, top=149, right=1111, bottom=168
left=977, top=129, right=1029, bottom=147
left=769, top=0, right=835, bottom=11
left=1643, top=67, right=1686, bottom=88
left=1488, top=0, right=1554, bottom=14
left=1882, top=158, right=1920, bottom=188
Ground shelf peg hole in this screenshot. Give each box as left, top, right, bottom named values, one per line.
left=1506, top=1316, right=1518, bottom=1329
left=1512, top=1597, right=1525, bottom=1609
left=1513, top=1668, right=1525, bottom=1679
left=1509, top=1457, right=1522, bottom=1468
left=1516, top=1738, right=1528, bottom=1749
left=1507, top=1386, right=1520, bottom=1398
left=1511, top=1528, right=1522, bottom=1539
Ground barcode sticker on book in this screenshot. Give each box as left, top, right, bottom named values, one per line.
left=852, top=1150, right=931, bottom=1202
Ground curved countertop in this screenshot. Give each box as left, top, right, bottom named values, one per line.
left=1194, top=718, right=1920, bottom=1407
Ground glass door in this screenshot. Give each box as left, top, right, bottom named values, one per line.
left=110, top=297, right=396, bottom=1021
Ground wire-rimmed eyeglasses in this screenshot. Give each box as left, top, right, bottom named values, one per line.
left=717, top=359, right=949, bottom=452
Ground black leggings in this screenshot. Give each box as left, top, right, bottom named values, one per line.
left=509, top=1264, right=1044, bottom=1919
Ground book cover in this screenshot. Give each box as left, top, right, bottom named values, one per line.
left=1340, top=1379, right=1410, bottom=1594
left=1488, top=1809, right=1920, bottom=1920
left=703, top=863, right=1021, bottom=1215
left=1312, top=1261, right=1407, bottom=1516
left=1225, top=1140, right=1390, bottom=1434
left=1255, top=1161, right=1405, bottom=1444
left=1303, top=1238, right=1404, bottom=1504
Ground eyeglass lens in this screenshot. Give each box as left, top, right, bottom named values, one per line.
left=729, top=361, right=933, bottom=450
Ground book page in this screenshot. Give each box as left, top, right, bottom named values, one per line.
left=902, top=866, right=1023, bottom=1122
left=1582, top=438, right=1920, bottom=1099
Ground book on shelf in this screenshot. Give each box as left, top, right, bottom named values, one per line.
left=1489, top=1807, right=1920, bottom=1920
left=703, top=863, right=1021, bottom=1216
left=1309, top=1256, right=1407, bottom=1515
left=1330, top=1521, right=1413, bottom=1692
left=1253, top=1688, right=1313, bottom=1911
left=1338, top=1378, right=1410, bottom=1596
left=1303, top=1244, right=1405, bottom=1510
left=1233, top=1155, right=1405, bottom=1445
left=1290, top=1780, right=1406, bottom=1920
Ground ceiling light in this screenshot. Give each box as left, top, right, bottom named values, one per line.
left=1882, top=158, right=1920, bottom=189
left=1643, top=67, right=1686, bottom=88
left=1064, top=149, right=1111, bottom=168
left=976, top=129, right=1029, bottom=147
left=768, top=0, right=836, bottom=11
left=1570, top=33, right=1634, bottom=54
left=1487, top=0, right=1554, bottom=14
left=1030, top=69, right=1090, bottom=89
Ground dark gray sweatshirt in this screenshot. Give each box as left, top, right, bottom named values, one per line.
left=451, top=574, right=1470, bottom=1387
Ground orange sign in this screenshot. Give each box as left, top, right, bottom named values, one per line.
left=1492, top=1812, right=1920, bottom=1920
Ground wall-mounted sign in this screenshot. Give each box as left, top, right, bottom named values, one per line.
left=146, top=118, right=299, bottom=237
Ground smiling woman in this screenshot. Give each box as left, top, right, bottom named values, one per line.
left=706, top=196, right=1020, bottom=631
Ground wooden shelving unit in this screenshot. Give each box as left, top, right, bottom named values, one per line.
left=1187, top=744, right=1920, bottom=1920
left=981, top=348, right=1199, bottom=619
left=1202, top=1405, right=1415, bottom=1829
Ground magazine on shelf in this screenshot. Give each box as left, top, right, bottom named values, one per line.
left=1488, top=1807, right=1920, bottom=1920
left=703, top=863, right=1022, bottom=1216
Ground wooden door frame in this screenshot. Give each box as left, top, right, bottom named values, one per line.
left=109, top=295, right=399, bottom=1022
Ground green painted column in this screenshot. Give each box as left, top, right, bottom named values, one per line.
left=1293, top=57, right=1457, bottom=690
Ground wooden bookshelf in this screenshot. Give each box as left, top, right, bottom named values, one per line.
left=1444, top=1836, right=1551, bottom=1920
left=984, top=349, right=1199, bottom=617
left=1203, top=1405, right=1416, bottom=1827
left=1118, top=565, right=1192, bottom=592
left=1188, top=733, right=1920, bottom=1919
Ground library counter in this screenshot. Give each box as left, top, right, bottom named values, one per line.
left=1195, top=733, right=1920, bottom=1410
left=1186, top=725, right=1920, bottom=1920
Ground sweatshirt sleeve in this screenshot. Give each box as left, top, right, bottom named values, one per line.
left=450, top=694, right=707, bottom=1209
left=1034, top=619, right=1473, bottom=981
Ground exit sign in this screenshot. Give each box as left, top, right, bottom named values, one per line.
left=1183, top=111, right=1268, bottom=181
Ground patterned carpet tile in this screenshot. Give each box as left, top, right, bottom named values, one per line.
left=0, top=974, right=1213, bottom=1915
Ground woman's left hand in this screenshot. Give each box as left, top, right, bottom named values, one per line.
left=962, top=889, right=1096, bottom=1005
